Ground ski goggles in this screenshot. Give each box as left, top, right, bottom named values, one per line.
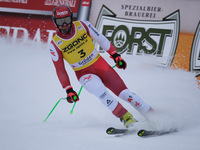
left=56, top=16, right=72, bottom=26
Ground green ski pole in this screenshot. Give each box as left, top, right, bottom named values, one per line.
left=44, top=63, right=122, bottom=121
left=43, top=85, right=84, bottom=121
left=43, top=97, right=65, bottom=122
left=70, top=85, right=83, bottom=115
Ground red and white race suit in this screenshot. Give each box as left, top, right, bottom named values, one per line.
left=49, top=20, right=151, bottom=118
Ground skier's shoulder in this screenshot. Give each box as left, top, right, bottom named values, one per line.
left=73, top=20, right=91, bottom=34
left=77, top=20, right=90, bottom=26
left=79, top=20, right=94, bottom=29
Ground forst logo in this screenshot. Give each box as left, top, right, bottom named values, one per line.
left=95, top=7, right=180, bottom=67
left=102, top=25, right=172, bottom=56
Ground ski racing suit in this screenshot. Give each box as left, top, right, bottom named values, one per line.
left=49, top=20, right=151, bottom=118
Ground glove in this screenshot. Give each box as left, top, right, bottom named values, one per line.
left=111, top=53, right=127, bottom=70
left=66, top=88, right=79, bottom=103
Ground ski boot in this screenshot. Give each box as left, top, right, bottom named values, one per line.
left=120, top=112, right=137, bottom=128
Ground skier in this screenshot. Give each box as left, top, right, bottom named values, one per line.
left=49, top=5, right=152, bottom=128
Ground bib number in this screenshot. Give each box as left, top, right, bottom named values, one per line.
left=78, top=49, right=86, bottom=58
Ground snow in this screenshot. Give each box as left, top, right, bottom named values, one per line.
left=0, top=39, right=200, bottom=150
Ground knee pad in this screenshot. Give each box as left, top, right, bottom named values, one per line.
left=79, top=74, right=118, bottom=111
left=79, top=74, right=107, bottom=99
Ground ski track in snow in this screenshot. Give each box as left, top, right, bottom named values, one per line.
left=0, top=39, right=200, bottom=150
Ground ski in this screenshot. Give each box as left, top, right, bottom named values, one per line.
left=106, top=127, right=137, bottom=135
left=106, top=127, right=128, bottom=135
left=137, top=128, right=177, bottom=137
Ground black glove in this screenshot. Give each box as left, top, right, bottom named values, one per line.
left=111, top=53, right=127, bottom=70
left=66, top=88, right=79, bottom=103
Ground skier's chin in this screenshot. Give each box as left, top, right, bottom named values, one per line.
left=60, top=28, right=71, bottom=34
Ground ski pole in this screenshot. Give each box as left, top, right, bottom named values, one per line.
left=43, top=97, right=65, bottom=122
left=43, top=85, right=84, bottom=121
left=70, top=85, right=83, bottom=115
left=44, top=63, right=122, bottom=120
left=112, top=61, right=122, bottom=69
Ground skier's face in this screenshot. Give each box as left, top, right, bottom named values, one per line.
left=59, top=23, right=72, bottom=34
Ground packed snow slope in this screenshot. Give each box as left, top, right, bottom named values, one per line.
left=0, top=39, right=200, bottom=150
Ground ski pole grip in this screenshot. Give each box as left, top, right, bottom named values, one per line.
left=73, top=96, right=77, bottom=101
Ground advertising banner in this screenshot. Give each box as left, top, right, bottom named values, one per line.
left=0, top=0, right=79, bottom=15
left=190, top=22, right=200, bottom=78
left=0, top=0, right=91, bottom=43
left=95, top=7, right=179, bottom=67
